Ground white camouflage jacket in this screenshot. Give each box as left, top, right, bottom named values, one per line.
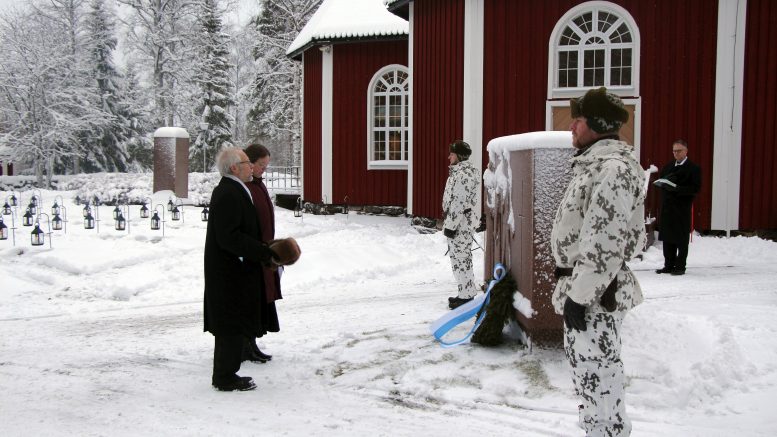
left=442, top=159, right=479, bottom=232
left=551, top=138, right=646, bottom=313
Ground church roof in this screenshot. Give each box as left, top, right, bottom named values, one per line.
left=287, top=0, right=408, bottom=59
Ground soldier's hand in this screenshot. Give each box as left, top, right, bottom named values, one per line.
left=443, top=228, right=456, bottom=238
left=563, top=297, right=587, bottom=331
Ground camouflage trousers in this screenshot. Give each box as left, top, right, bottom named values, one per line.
left=447, top=228, right=477, bottom=298
left=564, top=311, right=631, bottom=437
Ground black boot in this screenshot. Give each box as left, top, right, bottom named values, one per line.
left=448, top=297, right=473, bottom=309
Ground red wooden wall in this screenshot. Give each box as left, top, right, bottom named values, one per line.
left=482, top=0, right=718, bottom=230
left=302, top=49, right=322, bottom=203
left=740, top=0, right=777, bottom=229
left=412, top=0, right=465, bottom=218
left=332, top=41, right=408, bottom=206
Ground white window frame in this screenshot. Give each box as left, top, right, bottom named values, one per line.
left=367, top=64, right=410, bottom=170
left=547, top=1, right=640, bottom=99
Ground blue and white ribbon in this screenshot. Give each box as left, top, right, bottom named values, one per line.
left=430, top=263, right=506, bottom=347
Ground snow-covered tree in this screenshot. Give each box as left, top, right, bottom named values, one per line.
left=191, top=0, right=235, bottom=172
left=117, top=0, right=199, bottom=129
left=248, top=0, right=320, bottom=167
left=0, top=6, right=107, bottom=186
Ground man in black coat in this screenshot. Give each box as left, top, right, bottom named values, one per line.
left=654, top=139, right=702, bottom=276
left=204, top=147, right=277, bottom=391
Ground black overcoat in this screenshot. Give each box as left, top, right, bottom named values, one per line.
left=658, top=159, right=702, bottom=244
left=204, top=177, right=274, bottom=337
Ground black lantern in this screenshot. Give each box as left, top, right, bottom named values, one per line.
left=167, top=198, right=174, bottom=212
left=82, top=204, right=91, bottom=217
left=0, top=218, right=7, bottom=240
left=31, top=223, right=44, bottom=246
left=52, top=213, right=63, bottom=231
left=113, top=205, right=121, bottom=220
left=9, top=194, right=17, bottom=206
left=84, top=212, right=95, bottom=229
left=27, top=201, right=37, bottom=215
left=22, top=209, right=34, bottom=226
left=171, top=206, right=181, bottom=221
left=201, top=206, right=209, bottom=222
left=51, top=202, right=60, bottom=215
left=31, top=195, right=40, bottom=207
left=140, top=204, right=149, bottom=218
left=115, top=212, right=126, bottom=231
left=93, top=196, right=100, bottom=205
left=2, top=202, right=11, bottom=215
left=150, top=212, right=161, bottom=230
left=294, top=197, right=303, bottom=218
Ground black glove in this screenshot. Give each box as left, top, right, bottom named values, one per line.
left=443, top=228, right=456, bottom=238
left=563, top=297, right=587, bottom=332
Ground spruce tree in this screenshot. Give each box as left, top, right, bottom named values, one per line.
left=191, top=0, right=235, bottom=172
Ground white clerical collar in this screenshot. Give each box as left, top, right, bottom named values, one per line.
left=225, top=174, right=253, bottom=204
left=675, top=157, right=688, bottom=166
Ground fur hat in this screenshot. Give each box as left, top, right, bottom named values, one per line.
left=449, top=140, right=472, bottom=161
left=269, top=238, right=301, bottom=266
left=570, top=87, right=629, bottom=134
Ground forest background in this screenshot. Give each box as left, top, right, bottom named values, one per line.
left=0, top=0, right=321, bottom=186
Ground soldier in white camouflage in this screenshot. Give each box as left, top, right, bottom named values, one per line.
left=442, top=140, right=480, bottom=309
left=551, top=87, right=646, bottom=437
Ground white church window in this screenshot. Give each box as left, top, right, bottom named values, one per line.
left=549, top=2, right=639, bottom=98
left=368, top=65, right=409, bottom=169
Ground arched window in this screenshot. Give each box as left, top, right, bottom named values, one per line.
left=549, top=1, right=639, bottom=98
left=368, top=65, right=409, bottom=169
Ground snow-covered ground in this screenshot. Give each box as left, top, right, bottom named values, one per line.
left=1, top=185, right=776, bottom=436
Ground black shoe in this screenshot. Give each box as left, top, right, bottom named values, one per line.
left=671, top=268, right=686, bottom=276
left=255, top=349, right=272, bottom=362
left=448, top=297, right=473, bottom=310
left=213, top=376, right=256, bottom=392
left=242, top=340, right=270, bottom=363
left=447, top=296, right=458, bottom=303
left=655, top=267, right=673, bottom=274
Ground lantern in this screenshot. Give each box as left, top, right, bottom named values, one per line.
left=140, top=204, right=149, bottom=218
left=113, top=205, right=121, bottom=220
left=82, top=204, right=91, bottom=217
left=150, top=212, right=161, bottom=230
left=201, top=206, right=209, bottom=221
left=9, top=194, right=17, bottom=206
left=51, top=202, right=60, bottom=215
left=27, top=201, right=37, bottom=215
left=115, top=212, right=126, bottom=231
left=167, top=198, right=174, bottom=212
left=22, top=209, right=34, bottom=226
left=52, top=214, right=63, bottom=231
left=84, top=212, right=95, bottom=229
left=0, top=218, right=7, bottom=240
left=31, top=223, right=44, bottom=246
left=171, top=206, right=181, bottom=221
left=2, top=202, right=11, bottom=215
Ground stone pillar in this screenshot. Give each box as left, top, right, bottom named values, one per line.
left=484, top=132, right=573, bottom=347
left=153, top=127, right=190, bottom=198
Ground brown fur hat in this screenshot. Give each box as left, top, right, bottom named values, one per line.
left=570, top=87, right=629, bottom=134
left=269, top=238, right=301, bottom=266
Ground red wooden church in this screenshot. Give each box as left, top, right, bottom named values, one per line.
left=290, top=0, right=777, bottom=233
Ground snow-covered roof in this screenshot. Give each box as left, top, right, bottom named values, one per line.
left=287, top=0, right=408, bottom=59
